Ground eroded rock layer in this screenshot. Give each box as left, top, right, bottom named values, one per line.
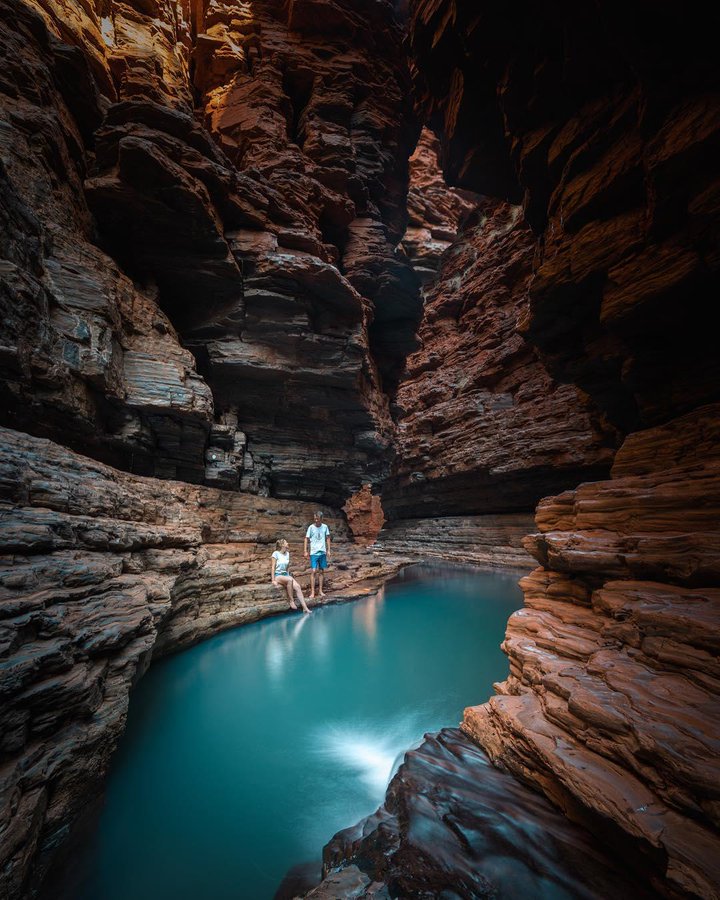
left=376, top=514, right=534, bottom=571
left=1, top=0, right=420, bottom=504
left=463, top=407, right=720, bottom=899
left=385, top=196, right=618, bottom=519
left=409, top=0, right=720, bottom=432
left=400, top=127, right=477, bottom=283
left=0, top=426, right=410, bottom=898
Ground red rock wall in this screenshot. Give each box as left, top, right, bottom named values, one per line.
left=401, top=127, right=477, bottom=282
left=1, top=0, right=421, bottom=506
left=342, top=483, right=385, bottom=545
left=0, top=1, right=422, bottom=894
left=408, top=2, right=720, bottom=896
left=385, top=193, right=619, bottom=520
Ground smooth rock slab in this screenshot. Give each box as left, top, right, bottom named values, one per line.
left=310, top=728, right=652, bottom=899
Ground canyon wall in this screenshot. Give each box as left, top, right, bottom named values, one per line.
left=1, top=0, right=420, bottom=506
left=405, top=2, right=720, bottom=897
left=0, top=0, right=419, bottom=895
left=381, top=108, right=619, bottom=571
left=3, top=0, right=719, bottom=896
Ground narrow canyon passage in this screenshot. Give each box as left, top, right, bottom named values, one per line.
left=1, top=0, right=719, bottom=898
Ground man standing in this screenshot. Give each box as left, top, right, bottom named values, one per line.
left=304, top=511, right=331, bottom=599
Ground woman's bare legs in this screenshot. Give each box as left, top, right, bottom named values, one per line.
left=292, top=578, right=311, bottom=614
left=276, top=575, right=297, bottom=608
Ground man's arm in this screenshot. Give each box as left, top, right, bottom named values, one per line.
left=325, top=527, right=331, bottom=558
left=304, top=529, right=310, bottom=558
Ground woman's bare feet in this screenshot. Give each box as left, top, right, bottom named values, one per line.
left=289, top=601, right=298, bottom=609
left=302, top=605, right=311, bottom=614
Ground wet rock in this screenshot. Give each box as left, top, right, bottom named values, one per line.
left=309, top=728, right=655, bottom=899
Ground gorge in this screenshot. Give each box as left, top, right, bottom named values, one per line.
left=1, top=0, right=719, bottom=898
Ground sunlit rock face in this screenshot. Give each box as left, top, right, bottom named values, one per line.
left=0, top=0, right=420, bottom=504
left=400, top=127, right=478, bottom=283
left=408, top=1, right=720, bottom=896
left=0, top=1, right=215, bottom=483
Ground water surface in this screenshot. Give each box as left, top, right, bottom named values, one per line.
left=73, top=568, right=522, bottom=899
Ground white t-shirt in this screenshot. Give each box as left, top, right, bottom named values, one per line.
left=306, top=523, right=330, bottom=555
left=271, top=550, right=289, bottom=575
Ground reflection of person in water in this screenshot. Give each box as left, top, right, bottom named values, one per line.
left=271, top=539, right=311, bottom=613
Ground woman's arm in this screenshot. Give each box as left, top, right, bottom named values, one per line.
left=270, top=555, right=277, bottom=585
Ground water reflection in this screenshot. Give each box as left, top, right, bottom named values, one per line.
left=255, top=613, right=314, bottom=682
left=352, top=588, right=384, bottom=647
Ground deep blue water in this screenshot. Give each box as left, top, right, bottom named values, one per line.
left=72, top=569, right=522, bottom=900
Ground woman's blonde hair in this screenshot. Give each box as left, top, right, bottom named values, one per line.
left=275, top=538, right=287, bottom=550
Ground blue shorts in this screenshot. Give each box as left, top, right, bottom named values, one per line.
left=310, top=552, right=327, bottom=570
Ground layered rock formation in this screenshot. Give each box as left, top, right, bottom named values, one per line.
left=409, top=0, right=720, bottom=433
left=0, top=2, right=425, bottom=892
left=381, top=111, right=619, bottom=572
left=0, top=425, right=410, bottom=897
left=1, top=0, right=421, bottom=505
left=3, top=0, right=720, bottom=896
left=400, top=127, right=477, bottom=283
left=0, top=1, right=216, bottom=483
left=385, top=197, right=618, bottom=520
left=464, top=407, right=720, bottom=899
left=402, top=2, right=720, bottom=896
left=376, top=514, right=535, bottom=571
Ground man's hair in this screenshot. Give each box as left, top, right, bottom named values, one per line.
left=314, top=511, right=323, bottom=519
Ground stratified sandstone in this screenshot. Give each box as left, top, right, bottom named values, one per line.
left=464, top=407, right=720, bottom=899
left=385, top=197, right=618, bottom=520
left=0, top=2, right=215, bottom=483
left=406, top=3, right=720, bottom=897
left=2, top=0, right=421, bottom=505
left=408, top=0, right=720, bottom=433
left=401, top=127, right=477, bottom=283
left=376, top=514, right=534, bottom=571
left=0, top=426, right=410, bottom=898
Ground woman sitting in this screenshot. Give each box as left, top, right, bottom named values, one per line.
left=271, top=539, right=311, bottom=614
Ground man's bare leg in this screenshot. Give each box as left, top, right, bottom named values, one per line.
left=309, top=568, right=316, bottom=599
left=318, top=570, right=325, bottom=597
